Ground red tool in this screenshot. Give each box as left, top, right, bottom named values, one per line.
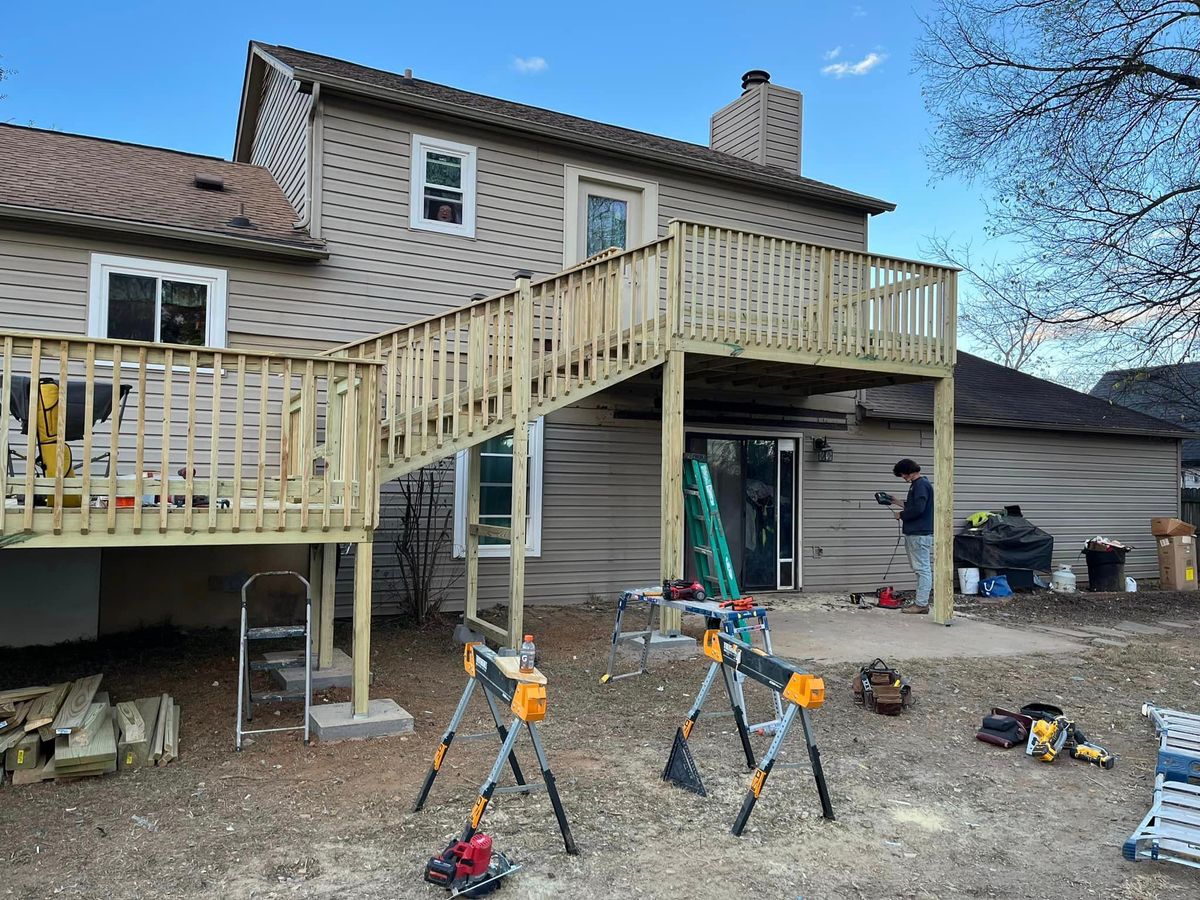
left=663, top=579, right=707, bottom=602
left=424, top=833, right=514, bottom=895
left=719, top=598, right=755, bottom=611
left=876, top=587, right=903, bottom=609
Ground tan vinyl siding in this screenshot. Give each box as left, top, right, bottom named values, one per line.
left=250, top=64, right=311, bottom=221
left=762, top=86, right=802, bottom=173
left=800, top=420, right=1180, bottom=590
left=710, top=90, right=764, bottom=162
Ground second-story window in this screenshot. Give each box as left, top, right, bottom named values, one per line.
left=410, top=134, right=477, bottom=238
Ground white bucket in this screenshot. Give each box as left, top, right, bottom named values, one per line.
left=958, top=567, right=980, bottom=595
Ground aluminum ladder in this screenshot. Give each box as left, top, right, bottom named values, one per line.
left=235, top=571, right=313, bottom=750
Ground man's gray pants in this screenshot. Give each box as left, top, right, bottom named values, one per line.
left=904, top=534, right=934, bottom=607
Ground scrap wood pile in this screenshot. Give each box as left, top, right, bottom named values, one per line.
left=0, top=676, right=181, bottom=786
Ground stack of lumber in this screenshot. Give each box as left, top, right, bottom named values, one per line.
left=0, top=677, right=182, bottom=787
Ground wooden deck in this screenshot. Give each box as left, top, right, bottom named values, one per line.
left=2, top=220, right=958, bottom=713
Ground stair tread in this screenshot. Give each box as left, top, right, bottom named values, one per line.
left=247, top=625, right=307, bottom=640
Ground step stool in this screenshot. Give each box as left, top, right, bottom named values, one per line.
left=235, top=571, right=313, bottom=751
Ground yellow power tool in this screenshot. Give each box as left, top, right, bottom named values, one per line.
left=1027, top=716, right=1071, bottom=762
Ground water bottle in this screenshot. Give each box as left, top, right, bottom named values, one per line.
left=519, top=634, right=536, bottom=673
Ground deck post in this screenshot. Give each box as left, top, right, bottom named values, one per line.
left=320, top=542, right=336, bottom=667
left=309, top=544, right=324, bottom=666
left=352, top=539, right=373, bottom=717
left=932, top=374, right=955, bottom=625
left=507, top=272, right=534, bottom=649
left=659, top=348, right=685, bottom=635
left=465, top=444, right=482, bottom=631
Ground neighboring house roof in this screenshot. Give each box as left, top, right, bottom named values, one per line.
left=1091, top=362, right=1200, bottom=462
left=243, top=43, right=895, bottom=216
left=0, top=124, right=327, bottom=260
left=862, top=353, right=1194, bottom=440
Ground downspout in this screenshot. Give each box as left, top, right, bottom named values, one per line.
left=294, top=81, right=323, bottom=238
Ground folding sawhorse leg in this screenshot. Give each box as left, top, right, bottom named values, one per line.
left=600, top=589, right=658, bottom=684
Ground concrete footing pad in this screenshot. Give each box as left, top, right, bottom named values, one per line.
left=267, top=648, right=370, bottom=692
left=617, top=630, right=698, bottom=659
left=309, top=699, right=414, bottom=742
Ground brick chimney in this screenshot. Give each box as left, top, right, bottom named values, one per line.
left=710, top=70, right=803, bottom=174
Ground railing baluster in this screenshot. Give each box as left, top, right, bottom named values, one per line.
left=277, top=357, right=292, bottom=532
left=80, top=342, right=96, bottom=534
left=184, top=351, right=198, bottom=533
left=437, top=317, right=447, bottom=449
left=387, top=332, right=399, bottom=465
left=256, top=357, right=268, bottom=533
left=233, top=355, right=246, bottom=533
left=133, top=347, right=147, bottom=534
left=159, top=349, right=173, bottom=535
left=208, top=352, right=222, bottom=534
left=107, top=344, right=121, bottom=534
left=52, top=340, right=69, bottom=531
left=22, top=339, right=40, bottom=532
left=342, top=361, right=357, bottom=530
left=322, top=360, right=335, bottom=531
left=301, top=359, right=315, bottom=532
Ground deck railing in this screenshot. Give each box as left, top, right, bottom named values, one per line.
left=675, top=221, right=957, bottom=366
left=326, top=238, right=671, bottom=469
left=0, top=332, right=381, bottom=544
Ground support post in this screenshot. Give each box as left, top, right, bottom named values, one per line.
left=507, top=271, right=534, bottom=649
left=320, top=542, right=336, bottom=667
left=932, top=374, right=955, bottom=625
left=309, top=544, right=323, bottom=666
left=659, top=349, right=685, bottom=635
left=352, top=539, right=373, bottom=717
left=465, top=444, right=482, bottom=628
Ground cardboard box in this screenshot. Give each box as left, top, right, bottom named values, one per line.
left=1157, top=535, right=1198, bottom=591
left=1151, top=517, right=1197, bottom=537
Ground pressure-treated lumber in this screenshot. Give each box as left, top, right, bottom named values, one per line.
left=52, top=674, right=103, bottom=737
left=159, top=702, right=180, bottom=766
left=115, top=701, right=145, bottom=743
left=352, top=541, right=373, bottom=717
left=54, top=701, right=112, bottom=771
left=659, top=349, right=686, bottom=635
left=319, top=542, right=337, bottom=668
left=119, top=696, right=160, bottom=770
left=932, top=374, right=955, bottom=625
left=150, top=693, right=170, bottom=763
left=0, top=686, right=51, bottom=708
left=12, top=753, right=56, bottom=785
left=507, top=273, right=534, bottom=649
left=24, top=682, right=70, bottom=733
left=5, top=733, right=40, bottom=771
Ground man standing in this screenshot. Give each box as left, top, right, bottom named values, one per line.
left=888, top=459, right=933, bottom=614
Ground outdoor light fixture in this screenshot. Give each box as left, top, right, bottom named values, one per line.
left=813, top=437, right=833, bottom=462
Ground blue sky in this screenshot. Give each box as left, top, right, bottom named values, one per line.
left=2, top=0, right=989, bottom=261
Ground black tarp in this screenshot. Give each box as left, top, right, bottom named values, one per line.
left=953, top=514, right=1054, bottom=573
left=7, top=375, right=130, bottom=440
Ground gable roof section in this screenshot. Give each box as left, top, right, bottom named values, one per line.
left=862, top=353, right=1193, bottom=440
left=1091, top=362, right=1200, bottom=461
left=243, top=43, right=895, bottom=216
left=0, top=124, right=326, bottom=259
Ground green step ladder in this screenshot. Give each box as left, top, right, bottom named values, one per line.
left=683, top=453, right=742, bottom=602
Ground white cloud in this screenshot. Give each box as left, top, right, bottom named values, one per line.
left=821, top=51, right=886, bottom=78
left=512, top=56, right=548, bottom=75
left=852, top=4, right=867, bottom=17
left=823, top=46, right=842, bottom=61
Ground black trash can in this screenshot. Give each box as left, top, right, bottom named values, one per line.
left=1084, top=547, right=1127, bottom=592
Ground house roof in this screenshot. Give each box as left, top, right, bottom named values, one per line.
left=0, top=124, right=327, bottom=259
left=1091, top=362, right=1200, bottom=461
left=247, top=43, right=896, bottom=216
left=862, top=353, right=1195, bottom=440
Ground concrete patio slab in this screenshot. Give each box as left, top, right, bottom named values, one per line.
left=764, top=607, right=1084, bottom=664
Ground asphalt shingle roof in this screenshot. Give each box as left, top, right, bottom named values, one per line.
left=862, top=353, right=1194, bottom=439
left=0, top=124, right=325, bottom=255
left=256, top=43, right=895, bottom=215
left=1092, top=362, right=1200, bottom=461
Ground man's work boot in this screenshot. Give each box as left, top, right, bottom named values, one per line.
left=901, top=604, right=929, bottom=615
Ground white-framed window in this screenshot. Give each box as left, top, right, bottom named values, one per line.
left=562, top=166, right=659, bottom=266
left=87, top=254, right=227, bottom=347
left=453, top=418, right=544, bottom=558
left=410, top=133, right=477, bottom=238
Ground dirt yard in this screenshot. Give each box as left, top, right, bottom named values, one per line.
left=3, top=591, right=1200, bottom=900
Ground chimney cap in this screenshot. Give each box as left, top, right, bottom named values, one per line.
left=741, top=69, right=771, bottom=91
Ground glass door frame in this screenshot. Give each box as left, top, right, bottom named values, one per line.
left=683, top=426, right=803, bottom=592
